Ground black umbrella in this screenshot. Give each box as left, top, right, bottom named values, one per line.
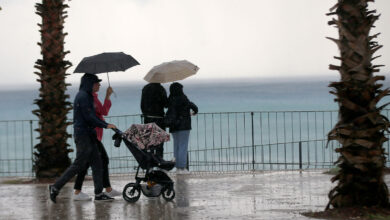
left=74, top=52, right=140, bottom=86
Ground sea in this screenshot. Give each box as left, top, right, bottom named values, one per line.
left=2, top=76, right=390, bottom=175
left=0, top=77, right=343, bottom=121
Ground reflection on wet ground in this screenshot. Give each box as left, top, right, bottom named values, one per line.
left=2, top=171, right=386, bottom=219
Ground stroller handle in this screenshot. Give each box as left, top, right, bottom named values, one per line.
left=112, top=128, right=123, bottom=148
left=111, top=128, right=123, bottom=135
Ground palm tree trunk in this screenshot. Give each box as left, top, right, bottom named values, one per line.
left=33, top=0, right=73, bottom=178
left=326, top=0, right=389, bottom=209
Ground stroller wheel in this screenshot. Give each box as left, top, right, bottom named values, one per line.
left=161, top=187, right=175, bottom=201
left=123, top=183, right=141, bottom=203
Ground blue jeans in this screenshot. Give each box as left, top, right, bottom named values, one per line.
left=172, top=130, right=190, bottom=169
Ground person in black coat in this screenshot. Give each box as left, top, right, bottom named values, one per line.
left=165, top=82, right=198, bottom=174
left=140, top=83, right=168, bottom=158
left=49, top=73, right=117, bottom=203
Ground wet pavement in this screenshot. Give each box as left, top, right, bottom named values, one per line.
left=1, top=170, right=381, bottom=220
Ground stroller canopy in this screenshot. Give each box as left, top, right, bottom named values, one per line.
left=123, top=123, right=170, bottom=150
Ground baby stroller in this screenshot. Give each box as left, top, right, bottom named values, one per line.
left=112, top=123, right=176, bottom=203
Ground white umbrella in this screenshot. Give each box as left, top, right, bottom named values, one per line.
left=144, top=60, right=199, bottom=83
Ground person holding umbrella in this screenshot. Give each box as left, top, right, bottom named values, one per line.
left=72, top=77, right=121, bottom=201
left=140, top=83, right=168, bottom=158
left=49, top=73, right=117, bottom=203
left=143, top=60, right=199, bottom=173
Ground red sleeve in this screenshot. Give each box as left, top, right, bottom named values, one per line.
left=100, top=98, right=112, bottom=116
left=94, top=94, right=111, bottom=117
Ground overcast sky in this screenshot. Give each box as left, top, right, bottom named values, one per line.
left=0, top=0, right=389, bottom=88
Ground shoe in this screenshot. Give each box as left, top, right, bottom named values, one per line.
left=94, top=193, right=114, bottom=202
left=49, top=185, right=59, bottom=203
left=73, top=191, right=92, bottom=201
left=105, top=189, right=121, bottom=197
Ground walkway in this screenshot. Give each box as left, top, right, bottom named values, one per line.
left=1, top=170, right=379, bottom=220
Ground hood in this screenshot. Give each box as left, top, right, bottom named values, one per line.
left=144, top=83, right=162, bottom=91
left=79, top=73, right=101, bottom=93
left=169, top=82, right=184, bottom=97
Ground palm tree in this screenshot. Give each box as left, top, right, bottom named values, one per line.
left=326, top=0, right=389, bottom=209
left=33, top=0, right=73, bottom=178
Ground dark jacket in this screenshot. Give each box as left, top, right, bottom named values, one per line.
left=73, top=74, right=108, bottom=137
left=166, top=83, right=198, bottom=133
left=141, top=83, right=168, bottom=119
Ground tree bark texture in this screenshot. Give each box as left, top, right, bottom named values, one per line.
left=33, top=0, right=73, bottom=178
left=326, top=0, right=390, bottom=209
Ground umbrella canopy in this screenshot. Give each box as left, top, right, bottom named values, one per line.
left=74, top=52, right=139, bottom=74
left=144, top=60, right=199, bottom=83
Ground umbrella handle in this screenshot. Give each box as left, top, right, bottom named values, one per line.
left=106, top=73, right=117, bottom=98
left=106, top=72, right=111, bottom=87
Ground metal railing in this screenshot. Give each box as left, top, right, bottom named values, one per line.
left=1, top=110, right=390, bottom=176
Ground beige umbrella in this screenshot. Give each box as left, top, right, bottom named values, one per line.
left=144, top=60, right=199, bottom=83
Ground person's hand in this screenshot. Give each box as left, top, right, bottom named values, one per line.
left=106, top=87, right=114, bottom=99
left=107, top=124, right=117, bottom=129
left=191, top=111, right=197, bottom=116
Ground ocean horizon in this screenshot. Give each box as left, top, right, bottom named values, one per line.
left=0, top=76, right=357, bottom=121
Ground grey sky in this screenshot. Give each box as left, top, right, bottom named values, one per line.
left=0, top=0, right=389, bottom=88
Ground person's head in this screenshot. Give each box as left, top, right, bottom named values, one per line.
left=92, top=81, right=101, bottom=93
left=169, top=82, right=184, bottom=97
left=79, top=73, right=102, bottom=93
left=146, top=82, right=162, bottom=89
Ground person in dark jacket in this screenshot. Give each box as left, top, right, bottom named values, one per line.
left=49, top=73, right=117, bottom=203
left=140, top=83, right=168, bottom=158
left=73, top=81, right=121, bottom=201
left=165, top=82, right=198, bottom=174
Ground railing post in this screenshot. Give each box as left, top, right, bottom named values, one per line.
left=186, top=153, right=189, bottom=171
left=299, top=141, right=302, bottom=171
left=251, top=112, right=255, bottom=171
left=30, top=120, right=34, bottom=175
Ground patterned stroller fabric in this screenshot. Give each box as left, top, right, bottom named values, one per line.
left=123, top=123, right=170, bottom=150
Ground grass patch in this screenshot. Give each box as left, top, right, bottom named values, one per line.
left=302, top=207, right=390, bottom=220
left=1, top=179, right=27, bottom=184
left=323, top=167, right=340, bottom=175
left=1, top=178, right=57, bottom=184
left=0, top=178, right=38, bottom=184
left=367, top=214, right=390, bottom=220
left=324, top=167, right=390, bottom=176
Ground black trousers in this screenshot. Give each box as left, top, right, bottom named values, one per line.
left=144, top=116, right=165, bottom=159
left=74, top=140, right=110, bottom=190
left=54, top=134, right=103, bottom=195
